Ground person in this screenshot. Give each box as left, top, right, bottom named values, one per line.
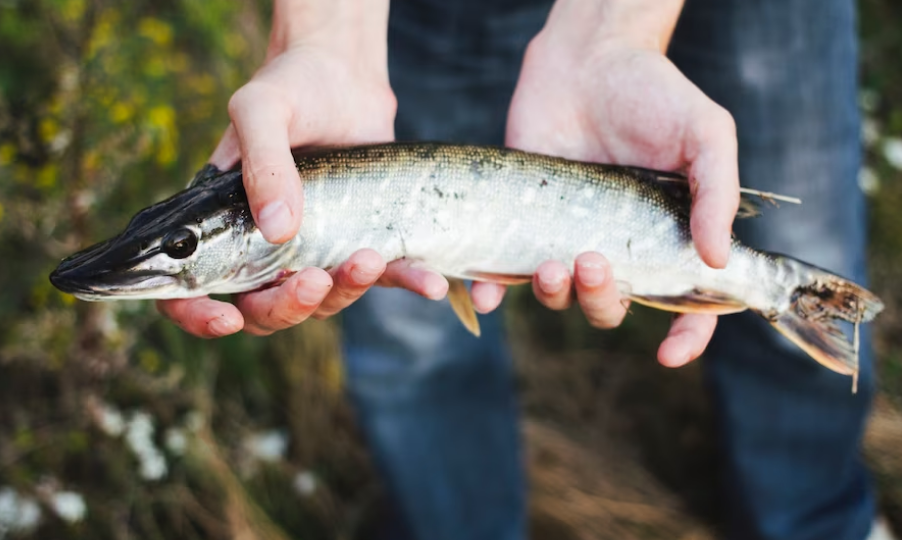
left=157, top=0, right=883, bottom=538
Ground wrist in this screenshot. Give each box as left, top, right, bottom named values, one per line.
left=268, top=0, right=390, bottom=65
left=537, top=0, right=684, bottom=54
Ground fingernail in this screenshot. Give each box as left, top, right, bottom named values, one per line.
left=538, top=272, right=565, bottom=294
left=296, top=270, right=332, bottom=304
left=258, top=201, right=292, bottom=241
left=577, top=261, right=605, bottom=287
left=208, top=316, right=238, bottom=337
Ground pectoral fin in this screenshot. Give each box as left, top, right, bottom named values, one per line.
left=630, top=288, right=748, bottom=315
left=447, top=278, right=481, bottom=337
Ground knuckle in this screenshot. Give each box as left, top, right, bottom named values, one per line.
left=227, top=86, right=254, bottom=120
left=228, top=82, right=273, bottom=119
left=706, top=106, right=736, bottom=137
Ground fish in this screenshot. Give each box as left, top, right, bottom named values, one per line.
left=50, top=142, right=883, bottom=381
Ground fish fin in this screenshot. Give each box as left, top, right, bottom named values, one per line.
left=187, top=163, right=226, bottom=188
left=764, top=308, right=859, bottom=377
left=757, top=255, right=884, bottom=384
left=630, top=288, right=748, bottom=314
left=627, top=168, right=799, bottom=219
left=447, top=278, right=481, bottom=337
left=462, top=271, right=532, bottom=285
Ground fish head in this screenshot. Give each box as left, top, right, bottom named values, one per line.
left=50, top=165, right=279, bottom=301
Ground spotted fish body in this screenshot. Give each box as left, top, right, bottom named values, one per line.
left=295, top=144, right=784, bottom=316
left=50, top=142, right=883, bottom=379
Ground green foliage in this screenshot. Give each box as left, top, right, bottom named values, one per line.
left=0, top=1, right=373, bottom=538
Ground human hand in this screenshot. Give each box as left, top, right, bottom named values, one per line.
left=477, top=0, right=740, bottom=366
left=157, top=0, right=448, bottom=337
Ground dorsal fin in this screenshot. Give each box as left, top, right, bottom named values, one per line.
left=187, top=163, right=227, bottom=188
left=624, top=167, right=801, bottom=219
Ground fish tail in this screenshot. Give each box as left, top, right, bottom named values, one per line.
left=757, top=257, right=883, bottom=382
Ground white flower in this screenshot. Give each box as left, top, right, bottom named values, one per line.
left=125, top=412, right=154, bottom=454
left=139, top=453, right=168, bottom=481
left=293, top=471, right=317, bottom=497
left=164, top=428, right=187, bottom=455
left=97, top=404, right=125, bottom=437
left=858, top=167, right=880, bottom=196
left=0, top=487, right=42, bottom=535
left=125, top=412, right=167, bottom=481
left=245, top=431, right=288, bottom=462
left=50, top=491, right=86, bottom=523
left=861, top=117, right=881, bottom=148
left=883, top=137, right=902, bottom=171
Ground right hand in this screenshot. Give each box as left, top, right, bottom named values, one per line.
left=158, top=25, right=448, bottom=337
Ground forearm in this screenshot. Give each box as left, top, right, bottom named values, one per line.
left=540, top=0, right=685, bottom=53
left=267, top=0, right=391, bottom=64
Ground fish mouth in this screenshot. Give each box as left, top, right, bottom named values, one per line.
left=50, top=240, right=179, bottom=301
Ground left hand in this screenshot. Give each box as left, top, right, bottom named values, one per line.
left=471, top=1, right=740, bottom=367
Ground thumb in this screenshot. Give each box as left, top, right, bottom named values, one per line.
left=228, top=84, right=304, bottom=244
left=687, top=105, right=740, bottom=269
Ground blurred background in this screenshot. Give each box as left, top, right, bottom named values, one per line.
left=1, top=0, right=901, bottom=538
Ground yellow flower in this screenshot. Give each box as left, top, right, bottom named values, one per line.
left=87, top=8, right=119, bottom=59
left=60, top=0, right=86, bottom=23
left=36, top=164, right=58, bottom=190
left=39, top=118, right=59, bottom=144
left=110, top=102, right=134, bottom=124
left=139, top=349, right=162, bottom=374
left=0, top=144, right=14, bottom=166
left=147, top=105, right=175, bottom=130
left=138, top=18, right=173, bottom=47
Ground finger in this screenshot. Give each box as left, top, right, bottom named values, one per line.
left=532, top=260, right=573, bottom=311
left=471, top=282, right=507, bottom=314
left=314, top=249, right=386, bottom=319
left=209, top=124, right=241, bottom=170
left=687, top=105, right=740, bottom=269
left=657, top=313, right=718, bottom=367
left=377, top=259, right=448, bottom=301
left=235, top=267, right=333, bottom=336
left=573, top=252, right=628, bottom=329
left=228, top=83, right=304, bottom=244
left=156, top=297, right=244, bottom=338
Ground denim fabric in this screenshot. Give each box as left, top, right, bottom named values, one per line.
left=671, top=1, right=875, bottom=539
left=341, top=4, right=549, bottom=540
left=341, top=1, right=874, bottom=539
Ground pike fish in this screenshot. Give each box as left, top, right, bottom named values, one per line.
left=50, top=142, right=883, bottom=380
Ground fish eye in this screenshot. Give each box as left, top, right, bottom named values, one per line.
left=162, top=229, right=198, bottom=259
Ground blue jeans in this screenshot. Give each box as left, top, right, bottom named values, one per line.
left=341, top=1, right=875, bottom=539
